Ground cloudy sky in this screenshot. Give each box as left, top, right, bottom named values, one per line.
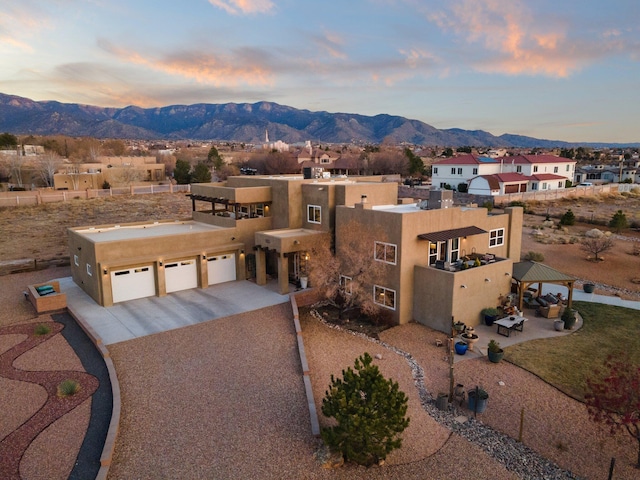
left=1, top=0, right=638, bottom=143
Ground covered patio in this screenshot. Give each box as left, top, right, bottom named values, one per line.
left=511, top=261, right=577, bottom=312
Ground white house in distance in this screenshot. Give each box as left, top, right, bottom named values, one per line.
left=432, top=154, right=576, bottom=195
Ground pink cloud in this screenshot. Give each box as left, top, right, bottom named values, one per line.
left=207, top=0, right=274, bottom=15
left=99, top=40, right=274, bottom=86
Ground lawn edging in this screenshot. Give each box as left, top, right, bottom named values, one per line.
left=67, top=306, right=121, bottom=480
left=289, top=290, right=321, bottom=437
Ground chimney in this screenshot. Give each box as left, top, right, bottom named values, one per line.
left=355, top=194, right=372, bottom=209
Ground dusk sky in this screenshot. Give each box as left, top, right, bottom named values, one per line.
left=1, top=0, right=639, bottom=143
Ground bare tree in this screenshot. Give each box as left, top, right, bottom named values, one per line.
left=2, top=153, right=26, bottom=188
left=108, top=165, right=146, bottom=186
left=34, top=152, right=63, bottom=187
left=581, top=236, right=615, bottom=262
left=263, top=152, right=299, bottom=174
left=307, top=222, right=386, bottom=319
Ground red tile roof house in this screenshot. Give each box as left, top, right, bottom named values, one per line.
left=432, top=154, right=576, bottom=194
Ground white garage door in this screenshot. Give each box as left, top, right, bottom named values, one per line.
left=208, top=253, right=236, bottom=285
left=111, top=265, right=155, bottom=303
left=165, top=259, right=198, bottom=293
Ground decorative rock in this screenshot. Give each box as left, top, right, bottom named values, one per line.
left=314, top=445, right=344, bottom=469
left=374, top=353, right=383, bottom=360
left=585, top=228, right=603, bottom=238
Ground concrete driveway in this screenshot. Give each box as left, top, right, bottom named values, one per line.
left=60, top=276, right=290, bottom=345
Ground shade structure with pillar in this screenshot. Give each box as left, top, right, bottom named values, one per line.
left=511, top=261, right=577, bottom=311
left=253, top=228, right=329, bottom=294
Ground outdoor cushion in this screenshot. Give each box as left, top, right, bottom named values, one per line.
left=536, top=297, right=548, bottom=307
left=35, top=285, right=55, bottom=296
left=543, top=293, right=559, bottom=304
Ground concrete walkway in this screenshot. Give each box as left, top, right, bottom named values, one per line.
left=59, top=277, right=291, bottom=345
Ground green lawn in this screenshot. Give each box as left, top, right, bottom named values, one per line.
left=504, top=301, right=640, bottom=401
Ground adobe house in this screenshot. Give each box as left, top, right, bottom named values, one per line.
left=68, top=175, right=523, bottom=333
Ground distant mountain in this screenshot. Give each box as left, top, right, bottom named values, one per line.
left=0, top=93, right=637, bottom=148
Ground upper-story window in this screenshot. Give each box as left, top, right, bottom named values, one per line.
left=516, top=165, right=522, bottom=173
left=457, top=168, right=463, bottom=175
left=489, top=228, right=505, bottom=248
left=307, top=205, right=321, bottom=224
left=554, top=166, right=559, bottom=173
left=566, top=165, right=570, bottom=171
left=473, top=168, right=478, bottom=175
left=433, top=167, right=438, bottom=174
left=374, top=241, right=397, bottom=265
left=451, top=167, right=456, bottom=174
left=533, top=166, right=539, bottom=173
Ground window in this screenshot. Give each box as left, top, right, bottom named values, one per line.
left=339, top=275, right=352, bottom=295
left=542, top=182, right=548, bottom=190
left=558, top=181, right=563, bottom=188
left=489, top=228, right=504, bottom=248
left=516, top=165, right=522, bottom=173
left=429, top=238, right=459, bottom=264
left=374, top=285, right=396, bottom=310
left=451, top=167, right=456, bottom=174
left=554, top=166, right=558, bottom=173
left=74, top=254, right=79, bottom=266
left=531, top=182, right=538, bottom=191
left=307, top=205, right=321, bottom=224
left=374, top=241, right=397, bottom=265
left=457, top=168, right=462, bottom=175
left=433, top=167, right=438, bottom=174
left=533, top=166, right=538, bottom=173
left=566, top=165, right=570, bottom=171
left=450, top=237, right=460, bottom=262
left=86, top=263, right=93, bottom=276
left=472, top=168, right=478, bottom=175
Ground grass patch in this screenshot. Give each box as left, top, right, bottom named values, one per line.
left=504, top=301, right=640, bottom=401
left=33, top=323, right=52, bottom=336
left=57, top=379, right=81, bottom=398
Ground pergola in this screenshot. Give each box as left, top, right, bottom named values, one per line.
left=512, top=261, right=577, bottom=311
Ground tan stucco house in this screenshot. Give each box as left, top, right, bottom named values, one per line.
left=68, top=175, right=523, bottom=333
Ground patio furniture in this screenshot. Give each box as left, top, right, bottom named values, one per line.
left=495, top=316, right=527, bottom=337
left=537, top=304, right=562, bottom=319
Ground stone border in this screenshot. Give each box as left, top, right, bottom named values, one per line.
left=289, top=291, right=321, bottom=437
left=67, top=307, right=121, bottom=480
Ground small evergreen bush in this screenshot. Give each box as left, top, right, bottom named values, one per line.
left=57, top=379, right=80, bottom=398
left=524, top=251, right=545, bottom=262
left=559, top=209, right=576, bottom=226
left=33, top=323, right=51, bottom=336
left=321, top=353, right=410, bottom=466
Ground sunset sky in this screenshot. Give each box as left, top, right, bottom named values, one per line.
left=1, top=0, right=638, bottom=143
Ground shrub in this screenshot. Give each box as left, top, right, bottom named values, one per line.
left=457, top=183, right=468, bottom=193
left=559, top=209, right=576, bottom=226
left=57, top=379, right=80, bottom=398
left=524, top=251, right=545, bottom=262
left=609, top=210, right=629, bottom=233
left=482, top=200, right=493, bottom=212
left=321, top=353, right=410, bottom=466
left=487, top=339, right=502, bottom=353
left=33, top=323, right=51, bottom=336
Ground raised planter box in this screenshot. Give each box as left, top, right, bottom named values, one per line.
left=27, top=280, right=67, bottom=313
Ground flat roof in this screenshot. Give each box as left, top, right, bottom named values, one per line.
left=74, top=221, right=227, bottom=243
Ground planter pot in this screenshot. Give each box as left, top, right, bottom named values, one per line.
left=484, top=315, right=497, bottom=327
left=554, top=320, right=565, bottom=331
left=460, top=333, right=479, bottom=352
left=300, top=276, right=308, bottom=289
left=436, top=393, right=449, bottom=411
left=467, top=389, right=488, bottom=414
left=487, top=349, right=504, bottom=363
left=563, top=312, right=577, bottom=330
left=583, top=283, right=595, bottom=293
left=455, top=342, right=468, bottom=355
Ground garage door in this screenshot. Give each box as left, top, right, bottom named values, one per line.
left=208, top=253, right=236, bottom=285
left=111, top=265, right=155, bottom=303
left=165, top=259, right=198, bottom=293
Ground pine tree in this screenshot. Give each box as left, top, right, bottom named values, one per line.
left=321, top=353, right=410, bottom=466
left=609, top=210, right=629, bottom=233
left=560, top=208, right=575, bottom=226
left=173, top=159, right=192, bottom=184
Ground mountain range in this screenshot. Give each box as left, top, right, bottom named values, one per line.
left=0, top=93, right=637, bottom=148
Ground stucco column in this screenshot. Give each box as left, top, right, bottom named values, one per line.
left=277, top=252, right=289, bottom=295
left=157, top=262, right=167, bottom=297
left=256, top=248, right=267, bottom=286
